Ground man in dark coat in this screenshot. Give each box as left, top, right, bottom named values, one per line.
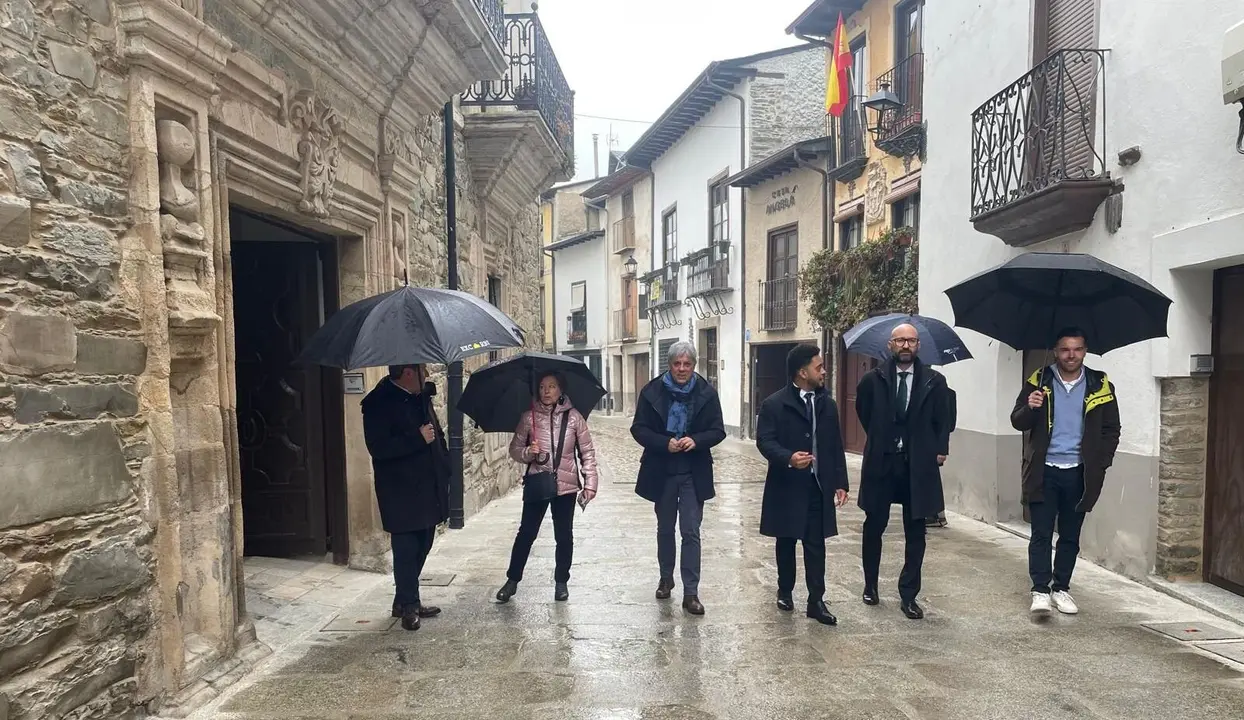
left=631, top=341, right=726, bottom=616
left=1011, top=327, right=1120, bottom=616
left=756, top=344, right=849, bottom=626
left=856, top=323, right=951, bottom=620
left=361, top=363, right=450, bottom=631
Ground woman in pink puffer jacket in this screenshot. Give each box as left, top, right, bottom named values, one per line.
left=495, top=371, right=599, bottom=603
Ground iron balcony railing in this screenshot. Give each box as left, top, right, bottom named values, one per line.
left=461, top=13, right=575, bottom=164
left=612, top=216, right=636, bottom=254
left=471, top=0, right=506, bottom=50
left=827, top=100, right=867, bottom=177
left=645, top=271, right=679, bottom=308
left=872, top=52, right=924, bottom=145
left=688, top=258, right=730, bottom=297
left=613, top=307, right=638, bottom=341
left=760, top=276, right=799, bottom=331
left=970, top=49, right=1107, bottom=218
left=566, top=309, right=586, bottom=344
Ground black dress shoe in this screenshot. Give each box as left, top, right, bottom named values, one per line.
left=776, top=592, right=794, bottom=612
left=554, top=582, right=569, bottom=601
left=416, top=603, right=441, bottom=618
left=400, top=609, right=421, bottom=631
left=495, top=580, right=518, bottom=603
left=901, top=600, right=924, bottom=619
left=655, top=577, right=674, bottom=600
left=807, top=600, right=838, bottom=626
left=682, top=595, right=705, bottom=615
left=862, top=586, right=880, bottom=606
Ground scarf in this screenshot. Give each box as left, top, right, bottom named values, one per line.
left=662, top=371, right=697, bottom=437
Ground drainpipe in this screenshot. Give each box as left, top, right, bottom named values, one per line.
left=705, top=72, right=747, bottom=437
left=544, top=248, right=557, bottom=353
left=794, top=146, right=833, bottom=355
left=443, top=101, right=465, bottom=530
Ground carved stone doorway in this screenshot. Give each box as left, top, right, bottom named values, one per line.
left=230, top=207, right=348, bottom=562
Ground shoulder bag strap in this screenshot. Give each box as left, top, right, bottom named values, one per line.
left=551, top=411, right=571, bottom=469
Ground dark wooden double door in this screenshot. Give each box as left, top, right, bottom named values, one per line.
left=232, top=213, right=346, bottom=561
left=1208, top=267, right=1244, bottom=593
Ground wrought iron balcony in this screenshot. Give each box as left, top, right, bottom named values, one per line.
left=970, top=49, right=1114, bottom=247
left=871, top=53, right=924, bottom=158
left=471, top=0, right=506, bottom=50
left=461, top=13, right=575, bottom=164
left=612, top=216, right=636, bottom=254
left=688, top=257, right=731, bottom=297
left=760, top=276, right=799, bottom=331
left=613, top=307, right=638, bottom=342
left=566, top=309, right=587, bottom=345
left=827, top=101, right=867, bottom=181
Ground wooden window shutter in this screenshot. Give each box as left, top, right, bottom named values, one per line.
left=1031, top=0, right=1100, bottom=183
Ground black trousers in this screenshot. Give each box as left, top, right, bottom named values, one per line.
left=776, top=481, right=827, bottom=604
left=862, top=454, right=927, bottom=602
left=507, top=492, right=577, bottom=583
left=1028, top=465, right=1087, bottom=593
left=391, top=527, right=435, bottom=610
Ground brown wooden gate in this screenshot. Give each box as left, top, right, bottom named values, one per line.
left=839, top=341, right=876, bottom=454
left=1207, top=267, right=1244, bottom=594
left=234, top=240, right=329, bottom=558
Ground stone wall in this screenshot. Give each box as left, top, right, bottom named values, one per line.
left=748, top=47, right=827, bottom=162
left=1156, top=377, right=1210, bottom=579
left=0, top=1, right=158, bottom=718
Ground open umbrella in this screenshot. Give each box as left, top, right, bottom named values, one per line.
left=843, top=313, right=973, bottom=366
left=458, top=352, right=606, bottom=433
left=944, top=253, right=1172, bottom=354
left=297, top=285, right=524, bottom=369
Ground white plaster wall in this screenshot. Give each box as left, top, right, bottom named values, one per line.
left=650, top=94, right=747, bottom=429
left=552, top=237, right=608, bottom=351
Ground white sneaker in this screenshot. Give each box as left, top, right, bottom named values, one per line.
left=1030, top=591, right=1052, bottom=615
left=1051, top=590, right=1079, bottom=615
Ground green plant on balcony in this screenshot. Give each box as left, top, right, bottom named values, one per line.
left=800, top=227, right=919, bottom=333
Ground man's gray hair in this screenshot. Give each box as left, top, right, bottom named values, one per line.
left=668, top=340, right=697, bottom=366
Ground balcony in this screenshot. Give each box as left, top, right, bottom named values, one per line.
left=827, top=102, right=867, bottom=182
left=970, top=49, right=1114, bottom=247
left=612, top=216, right=636, bottom=254
left=760, top=276, right=798, bottom=331
left=686, top=253, right=731, bottom=297
left=613, top=307, right=638, bottom=342
left=566, top=309, right=587, bottom=345
left=870, top=53, right=925, bottom=158
left=461, top=12, right=575, bottom=218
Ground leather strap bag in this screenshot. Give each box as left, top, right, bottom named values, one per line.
left=522, top=411, right=570, bottom=503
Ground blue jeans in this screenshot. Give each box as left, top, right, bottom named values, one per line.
left=1028, top=465, right=1087, bottom=593
left=656, top=473, right=702, bottom=596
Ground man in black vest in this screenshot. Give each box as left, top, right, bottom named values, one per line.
left=855, top=324, right=951, bottom=620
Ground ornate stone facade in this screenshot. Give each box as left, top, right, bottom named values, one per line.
left=0, top=1, right=548, bottom=718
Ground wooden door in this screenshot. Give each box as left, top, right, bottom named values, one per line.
left=839, top=341, right=876, bottom=454
left=752, top=343, right=794, bottom=434
left=234, top=241, right=328, bottom=558
left=1207, top=267, right=1244, bottom=593
left=634, top=353, right=650, bottom=400
left=700, top=329, right=719, bottom=387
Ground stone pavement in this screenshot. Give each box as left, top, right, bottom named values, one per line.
left=183, top=416, right=1244, bottom=720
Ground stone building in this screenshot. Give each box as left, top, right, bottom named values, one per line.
left=0, top=0, right=572, bottom=717
left=918, top=0, right=1244, bottom=597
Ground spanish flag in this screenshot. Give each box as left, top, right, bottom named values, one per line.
left=825, top=13, right=852, bottom=117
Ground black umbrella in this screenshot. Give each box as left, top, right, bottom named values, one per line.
left=458, top=352, right=606, bottom=433
left=944, top=252, right=1172, bottom=354
left=843, top=313, right=973, bottom=366
left=297, top=285, right=525, bottom=369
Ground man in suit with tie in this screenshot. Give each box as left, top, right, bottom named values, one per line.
left=855, top=324, right=951, bottom=620
left=756, top=344, right=850, bottom=626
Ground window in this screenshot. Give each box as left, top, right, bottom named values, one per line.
left=622, top=190, right=634, bottom=219
left=892, top=191, right=921, bottom=235
left=700, top=328, right=718, bottom=388
left=570, top=281, right=585, bottom=311
left=896, top=0, right=923, bottom=62
left=839, top=216, right=863, bottom=250
left=662, top=207, right=678, bottom=266
left=710, top=183, right=729, bottom=246
left=764, top=227, right=799, bottom=330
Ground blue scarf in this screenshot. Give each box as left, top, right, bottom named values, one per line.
left=662, top=371, right=697, bottom=437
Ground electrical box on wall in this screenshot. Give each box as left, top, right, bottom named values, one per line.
left=1225, top=18, right=1244, bottom=104
left=1190, top=354, right=1214, bottom=375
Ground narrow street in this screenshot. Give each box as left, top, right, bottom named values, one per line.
left=186, top=417, right=1244, bottom=720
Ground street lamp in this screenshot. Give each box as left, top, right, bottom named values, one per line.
left=862, top=81, right=902, bottom=135
left=623, top=255, right=637, bottom=276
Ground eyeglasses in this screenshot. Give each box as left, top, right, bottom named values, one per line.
left=890, top=338, right=919, bottom=346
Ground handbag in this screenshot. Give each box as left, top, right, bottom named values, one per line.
left=522, top=410, right=571, bottom=503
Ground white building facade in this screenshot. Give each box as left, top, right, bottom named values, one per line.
left=619, top=45, right=826, bottom=435
left=920, top=0, right=1244, bottom=595
left=549, top=229, right=609, bottom=382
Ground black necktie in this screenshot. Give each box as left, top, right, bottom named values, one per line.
left=804, top=392, right=819, bottom=481
left=896, top=372, right=909, bottom=416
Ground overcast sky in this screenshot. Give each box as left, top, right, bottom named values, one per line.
left=534, top=0, right=817, bottom=183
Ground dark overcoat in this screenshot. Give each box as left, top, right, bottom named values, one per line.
left=855, top=358, right=951, bottom=519
left=361, top=379, right=450, bottom=533
left=756, top=385, right=850, bottom=539
left=630, top=373, right=726, bottom=504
